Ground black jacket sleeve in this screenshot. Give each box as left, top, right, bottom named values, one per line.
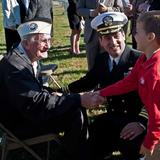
left=137, top=106, right=148, bottom=130
left=1, top=57, right=81, bottom=125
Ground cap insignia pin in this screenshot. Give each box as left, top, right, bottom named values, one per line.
left=103, top=16, right=113, bottom=26
left=29, top=23, right=38, bottom=31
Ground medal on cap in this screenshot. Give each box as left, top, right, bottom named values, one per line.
left=29, top=23, right=38, bottom=31
left=103, top=16, right=113, bottom=27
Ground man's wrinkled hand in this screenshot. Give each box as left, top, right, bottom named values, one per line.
left=140, top=144, right=153, bottom=159
left=140, top=142, right=160, bottom=160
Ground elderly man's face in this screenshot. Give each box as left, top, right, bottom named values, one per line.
left=99, top=31, right=126, bottom=58
left=24, top=33, right=51, bottom=62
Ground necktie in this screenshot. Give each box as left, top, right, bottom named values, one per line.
left=112, top=59, right=117, bottom=71
left=17, top=0, right=27, bottom=22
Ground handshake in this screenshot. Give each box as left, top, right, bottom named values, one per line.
left=80, top=91, right=107, bottom=108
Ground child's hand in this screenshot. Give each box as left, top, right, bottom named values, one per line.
left=140, top=144, right=153, bottom=159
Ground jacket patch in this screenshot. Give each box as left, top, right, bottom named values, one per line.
left=139, top=77, right=145, bottom=85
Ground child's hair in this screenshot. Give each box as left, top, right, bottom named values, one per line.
left=137, top=11, right=160, bottom=41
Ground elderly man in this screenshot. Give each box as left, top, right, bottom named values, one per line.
left=58, top=12, right=148, bottom=160
left=0, top=19, right=104, bottom=160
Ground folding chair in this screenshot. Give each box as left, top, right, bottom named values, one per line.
left=0, top=122, right=61, bottom=160
left=0, top=55, right=3, bottom=60
left=40, top=64, right=61, bottom=89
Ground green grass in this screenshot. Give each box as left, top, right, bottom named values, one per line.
left=46, top=5, right=87, bottom=86
left=0, top=3, right=6, bottom=54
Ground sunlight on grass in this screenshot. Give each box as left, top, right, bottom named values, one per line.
left=0, top=3, right=7, bottom=54
left=44, top=5, right=87, bottom=86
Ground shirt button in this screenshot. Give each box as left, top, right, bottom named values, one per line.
left=109, top=98, right=112, bottom=102
left=124, top=110, right=127, bottom=114
left=111, top=108, right=114, bottom=112
left=122, top=99, right=125, bottom=103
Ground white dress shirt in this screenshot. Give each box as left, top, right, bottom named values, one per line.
left=108, top=55, right=120, bottom=72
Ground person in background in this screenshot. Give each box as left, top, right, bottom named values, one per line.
left=17, top=0, right=29, bottom=22
left=92, top=11, right=160, bottom=160
left=2, top=0, right=21, bottom=52
left=126, top=0, right=160, bottom=49
left=58, top=12, right=148, bottom=160
left=138, top=0, right=160, bottom=13
left=67, top=0, right=83, bottom=55
left=123, top=0, right=147, bottom=49
left=24, top=0, right=53, bottom=22
left=76, top=0, right=124, bottom=70
left=149, top=0, right=160, bottom=10
left=0, top=19, right=105, bottom=160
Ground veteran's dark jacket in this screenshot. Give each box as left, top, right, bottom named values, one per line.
left=66, top=46, right=148, bottom=126
left=0, top=48, right=81, bottom=138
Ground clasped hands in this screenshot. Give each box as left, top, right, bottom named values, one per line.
left=81, top=91, right=106, bottom=108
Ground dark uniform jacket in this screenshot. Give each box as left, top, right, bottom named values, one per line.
left=0, top=48, right=81, bottom=139
left=149, top=0, right=160, bottom=10
left=66, top=46, right=148, bottom=126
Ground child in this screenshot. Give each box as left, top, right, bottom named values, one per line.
left=96, top=11, right=160, bottom=159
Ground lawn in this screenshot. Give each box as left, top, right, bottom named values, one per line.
left=47, top=4, right=87, bottom=87
left=0, top=3, right=6, bottom=54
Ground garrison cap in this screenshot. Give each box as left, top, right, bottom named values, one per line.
left=17, top=19, right=52, bottom=38
left=91, top=12, right=128, bottom=35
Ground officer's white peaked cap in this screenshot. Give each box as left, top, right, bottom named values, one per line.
left=91, top=12, right=128, bottom=35
left=17, top=20, right=52, bottom=38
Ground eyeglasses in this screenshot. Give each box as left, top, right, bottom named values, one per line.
left=37, top=38, right=51, bottom=45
